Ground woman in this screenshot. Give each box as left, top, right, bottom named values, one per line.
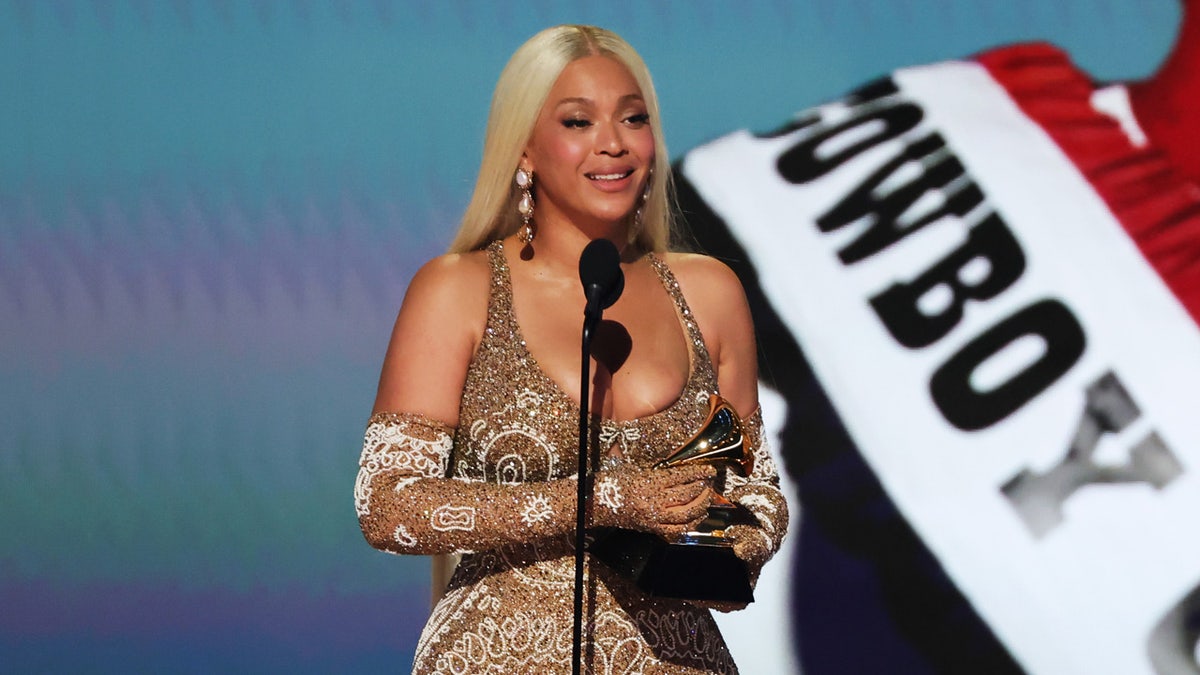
left=356, top=25, right=788, bottom=674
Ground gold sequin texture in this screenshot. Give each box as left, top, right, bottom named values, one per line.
left=356, top=241, right=789, bottom=674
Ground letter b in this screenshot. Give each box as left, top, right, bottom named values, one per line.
left=871, top=212, right=1025, bottom=349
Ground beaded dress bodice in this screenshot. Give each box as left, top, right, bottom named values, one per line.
left=454, top=241, right=720, bottom=484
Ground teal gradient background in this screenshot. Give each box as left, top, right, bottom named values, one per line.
left=0, top=1, right=1178, bottom=671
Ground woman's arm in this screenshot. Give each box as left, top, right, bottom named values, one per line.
left=361, top=254, right=577, bottom=555
left=357, top=409, right=587, bottom=555
left=357, top=408, right=715, bottom=555
left=370, top=253, right=486, bottom=426
left=673, top=254, right=790, bottom=576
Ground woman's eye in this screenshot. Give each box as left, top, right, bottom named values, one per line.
left=626, top=113, right=650, bottom=126
left=562, top=118, right=591, bottom=129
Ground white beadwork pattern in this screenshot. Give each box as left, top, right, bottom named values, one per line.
left=431, top=505, right=476, bottom=532
left=355, top=418, right=453, bottom=517
left=520, top=494, right=554, bottom=525
left=596, top=475, right=624, bottom=512
left=393, top=524, right=417, bottom=548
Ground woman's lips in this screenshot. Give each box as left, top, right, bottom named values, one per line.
left=585, top=169, right=636, bottom=191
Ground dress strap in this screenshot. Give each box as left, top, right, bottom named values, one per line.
left=484, top=240, right=515, bottom=336
left=646, top=253, right=714, bottom=374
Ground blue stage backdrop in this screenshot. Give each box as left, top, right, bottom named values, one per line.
left=0, top=1, right=1178, bottom=672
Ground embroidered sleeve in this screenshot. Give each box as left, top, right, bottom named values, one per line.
left=723, top=407, right=789, bottom=577
left=356, top=412, right=578, bottom=556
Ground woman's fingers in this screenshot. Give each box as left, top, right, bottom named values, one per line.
left=593, top=464, right=720, bottom=535
left=658, top=487, right=714, bottom=524
left=654, top=465, right=716, bottom=502
left=658, top=508, right=709, bottom=538
left=659, top=481, right=707, bottom=506
left=679, top=485, right=715, bottom=512
left=660, top=464, right=717, bottom=486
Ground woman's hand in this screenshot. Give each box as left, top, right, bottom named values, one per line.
left=592, top=464, right=717, bottom=540
left=725, top=523, right=771, bottom=569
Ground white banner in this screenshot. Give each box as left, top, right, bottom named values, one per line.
left=683, top=60, right=1200, bottom=675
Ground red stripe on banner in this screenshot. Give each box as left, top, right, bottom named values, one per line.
left=977, top=42, right=1200, bottom=326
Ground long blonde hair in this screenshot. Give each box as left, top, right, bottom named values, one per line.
left=447, top=25, right=675, bottom=254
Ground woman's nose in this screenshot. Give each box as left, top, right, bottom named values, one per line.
left=594, top=121, right=627, bottom=156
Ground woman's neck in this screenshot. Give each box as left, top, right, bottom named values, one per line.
left=1128, top=3, right=1200, bottom=184
left=520, top=212, right=634, bottom=270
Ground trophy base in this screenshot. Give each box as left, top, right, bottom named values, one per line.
left=590, top=529, right=754, bottom=604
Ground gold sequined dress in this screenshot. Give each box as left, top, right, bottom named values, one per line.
left=356, top=241, right=788, bottom=674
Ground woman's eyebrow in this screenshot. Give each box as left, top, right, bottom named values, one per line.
left=554, top=93, right=645, bottom=108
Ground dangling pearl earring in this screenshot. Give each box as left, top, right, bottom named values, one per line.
left=515, top=167, right=535, bottom=244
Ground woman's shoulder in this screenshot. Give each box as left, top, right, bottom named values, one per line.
left=657, top=250, right=755, bottom=359
left=404, top=248, right=493, bottom=308
left=658, top=253, right=757, bottom=404
left=374, top=248, right=494, bottom=421
left=657, top=251, right=746, bottom=303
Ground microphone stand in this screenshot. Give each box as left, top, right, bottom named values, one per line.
left=572, top=308, right=598, bottom=675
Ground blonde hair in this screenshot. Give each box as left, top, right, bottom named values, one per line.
left=447, top=25, right=676, bottom=254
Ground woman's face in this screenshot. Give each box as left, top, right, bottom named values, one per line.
left=522, top=55, right=655, bottom=235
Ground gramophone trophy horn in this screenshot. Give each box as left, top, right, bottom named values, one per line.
left=653, top=395, right=754, bottom=477
left=591, top=395, right=758, bottom=604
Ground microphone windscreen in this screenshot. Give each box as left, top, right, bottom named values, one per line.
left=579, top=238, right=624, bottom=311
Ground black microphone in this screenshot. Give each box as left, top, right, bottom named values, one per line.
left=579, top=238, right=624, bottom=322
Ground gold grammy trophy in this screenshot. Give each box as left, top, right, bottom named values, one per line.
left=591, top=395, right=758, bottom=603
